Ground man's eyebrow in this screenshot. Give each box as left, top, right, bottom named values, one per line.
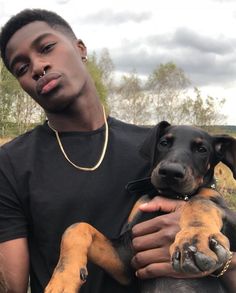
left=9, top=33, right=54, bottom=71
left=31, top=33, right=53, bottom=48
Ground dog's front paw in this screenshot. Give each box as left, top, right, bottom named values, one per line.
left=170, top=229, right=230, bottom=274
left=45, top=267, right=88, bottom=293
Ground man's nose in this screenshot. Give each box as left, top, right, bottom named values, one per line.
left=32, top=69, right=44, bottom=81
left=32, top=61, right=49, bottom=81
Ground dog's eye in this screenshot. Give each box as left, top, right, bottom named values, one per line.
left=196, top=145, right=207, bottom=153
left=159, top=139, right=170, bottom=148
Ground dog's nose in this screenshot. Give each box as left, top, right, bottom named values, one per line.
left=158, top=163, right=185, bottom=180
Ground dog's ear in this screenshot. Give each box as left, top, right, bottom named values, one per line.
left=139, top=121, right=170, bottom=166
left=213, top=135, right=236, bottom=179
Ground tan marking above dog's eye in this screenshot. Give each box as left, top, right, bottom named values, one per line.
left=195, top=137, right=203, bottom=143
left=165, top=133, right=173, bottom=139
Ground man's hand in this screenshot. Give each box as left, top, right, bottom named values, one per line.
left=131, top=195, right=236, bottom=285
left=131, top=196, right=185, bottom=279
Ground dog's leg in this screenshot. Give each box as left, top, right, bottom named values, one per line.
left=170, top=188, right=231, bottom=275
left=45, top=223, right=130, bottom=293
left=127, top=195, right=151, bottom=223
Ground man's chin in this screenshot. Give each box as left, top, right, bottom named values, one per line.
left=40, top=94, right=74, bottom=114
left=44, top=102, right=70, bottom=114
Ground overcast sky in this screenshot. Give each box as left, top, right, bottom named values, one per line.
left=0, top=0, right=236, bottom=124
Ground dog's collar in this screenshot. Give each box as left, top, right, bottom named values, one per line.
left=126, top=178, right=217, bottom=201
left=175, top=194, right=190, bottom=201
left=172, top=183, right=216, bottom=201
left=156, top=189, right=192, bottom=201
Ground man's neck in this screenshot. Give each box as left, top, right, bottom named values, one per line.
left=46, top=102, right=106, bottom=132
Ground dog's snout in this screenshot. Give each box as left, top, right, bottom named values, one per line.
left=159, top=163, right=185, bottom=180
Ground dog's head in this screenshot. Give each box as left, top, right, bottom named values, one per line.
left=140, top=121, right=236, bottom=198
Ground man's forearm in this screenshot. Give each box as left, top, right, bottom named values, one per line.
left=4, top=274, right=29, bottom=293
left=0, top=238, right=29, bottom=293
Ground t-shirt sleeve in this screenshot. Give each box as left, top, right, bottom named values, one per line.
left=0, top=147, right=28, bottom=242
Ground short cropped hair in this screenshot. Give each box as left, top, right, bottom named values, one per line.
left=0, top=9, right=77, bottom=69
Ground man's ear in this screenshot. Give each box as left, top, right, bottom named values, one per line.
left=77, top=39, right=87, bottom=57
left=214, top=135, right=236, bottom=179
left=139, top=121, right=170, bottom=166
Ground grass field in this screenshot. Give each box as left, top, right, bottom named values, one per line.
left=0, top=137, right=12, bottom=145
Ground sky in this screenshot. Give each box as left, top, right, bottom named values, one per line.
left=0, top=0, right=236, bottom=125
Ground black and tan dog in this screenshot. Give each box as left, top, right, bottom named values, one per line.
left=45, top=121, right=236, bottom=293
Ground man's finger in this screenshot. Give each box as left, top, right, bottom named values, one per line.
left=139, top=196, right=185, bottom=213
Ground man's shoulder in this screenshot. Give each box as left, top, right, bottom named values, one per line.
left=109, top=117, right=151, bottom=137
left=1, top=124, right=45, bottom=155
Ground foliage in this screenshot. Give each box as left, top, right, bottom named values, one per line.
left=0, top=61, right=17, bottom=135
left=146, top=62, right=191, bottom=123
left=109, top=70, right=150, bottom=124
left=181, top=88, right=226, bottom=128
left=97, top=48, right=115, bottom=92
left=0, top=60, right=44, bottom=136
left=108, top=61, right=226, bottom=126
left=86, top=52, right=108, bottom=108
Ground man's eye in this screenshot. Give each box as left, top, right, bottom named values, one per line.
left=15, top=64, right=28, bottom=77
left=41, top=43, right=56, bottom=53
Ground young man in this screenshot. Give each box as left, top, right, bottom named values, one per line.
left=0, top=9, right=235, bottom=293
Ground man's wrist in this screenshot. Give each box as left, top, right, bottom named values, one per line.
left=222, top=252, right=236, bottom=275
left=211, top=251, right=233, bottom=278
left=220, top=253, right=236, bottom=293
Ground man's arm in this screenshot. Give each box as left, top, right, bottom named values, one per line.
left=0, top=238, right=29, bottom=293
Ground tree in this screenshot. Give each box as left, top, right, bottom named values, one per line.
left=0, top=60, right=44, bottom=136
left=146, top=62, right=190, bottom=123
left=181, top=88, right=226, bottom=128
left=0, top=60, right=15, bottom=135
left=12, top=92, right=43, bottom=134
left=109, top=71, right=149, bottom=124
left=97, top=48, right=115, bottom=94
left=86, top=52, right=108, bottom=107
left=145, top=62, right=226, bottom=126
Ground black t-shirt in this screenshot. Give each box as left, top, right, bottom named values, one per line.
left=0, top=117, right=151, bottom=293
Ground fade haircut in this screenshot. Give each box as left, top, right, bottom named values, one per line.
left=0, top=9, right=77, bottom=70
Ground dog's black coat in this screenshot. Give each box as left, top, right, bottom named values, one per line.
left=113, top=122, right=236, bottom=293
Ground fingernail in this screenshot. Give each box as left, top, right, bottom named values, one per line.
left=188, top=246, right=197, bottom=253
left=175, top=251, right=180, bottom=260
left=139, top=203, right=148, bottom=210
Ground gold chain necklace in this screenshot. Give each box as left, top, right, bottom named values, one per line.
left=48, top=106, right=108, bottom=171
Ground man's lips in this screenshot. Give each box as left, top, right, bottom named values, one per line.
left=36, top=72, right=62, bottom=95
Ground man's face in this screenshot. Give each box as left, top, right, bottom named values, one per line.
left=5, top=21, right=88, bottom=113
